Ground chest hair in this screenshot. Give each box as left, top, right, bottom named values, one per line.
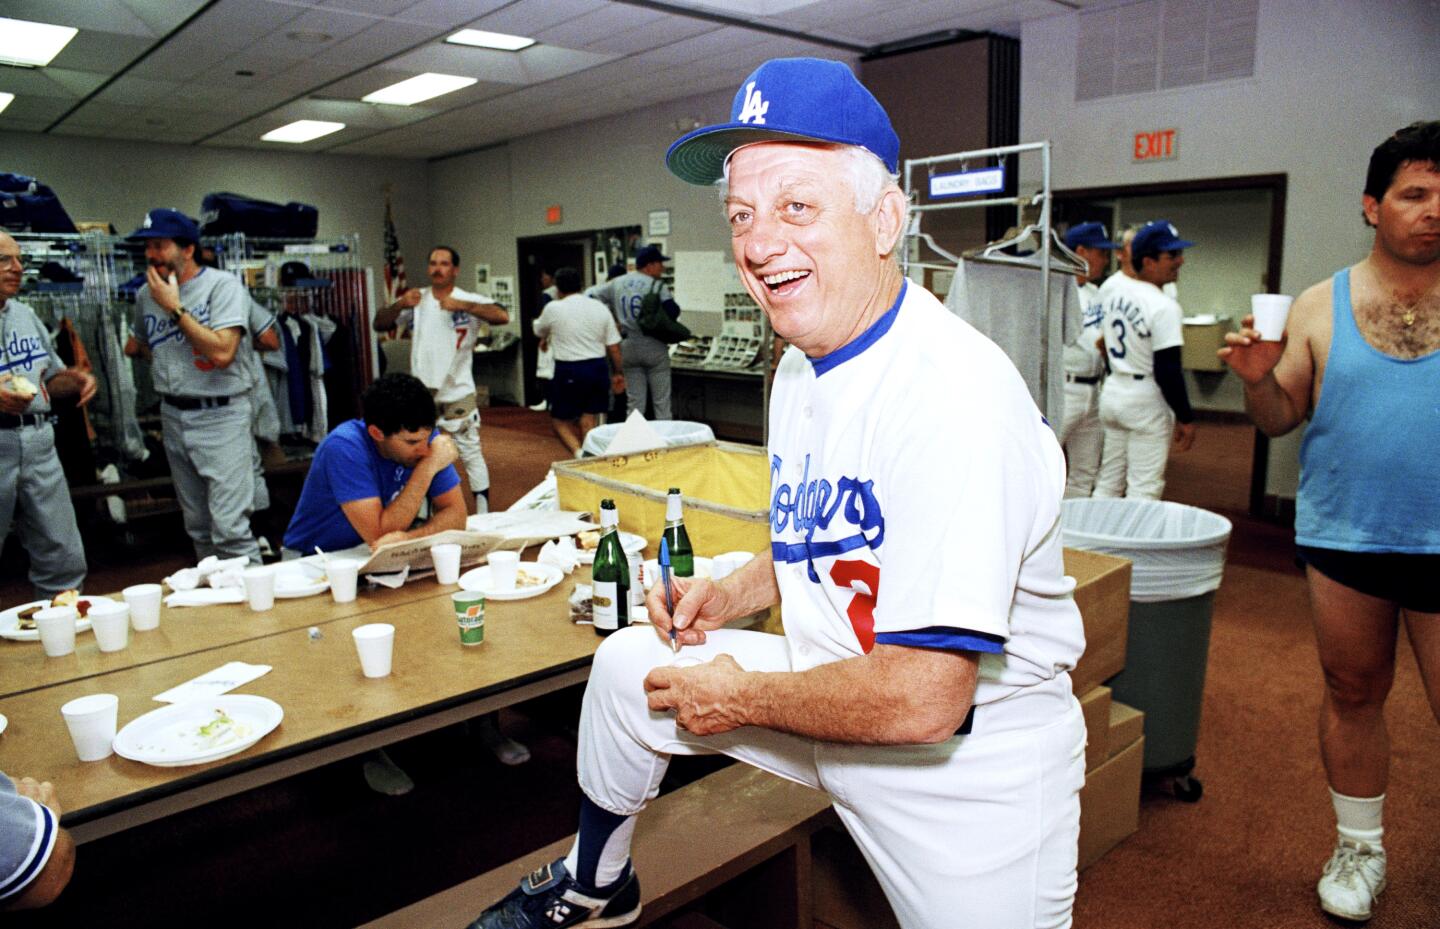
left=1352, top=290, right=1440, bottom=359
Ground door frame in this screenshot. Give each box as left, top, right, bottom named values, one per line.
left=1054, top=173, right=1288, bottom=518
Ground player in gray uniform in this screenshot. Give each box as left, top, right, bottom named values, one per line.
left=123, top=209, right=259, bottom=564
left=592, top=245, right=682, bottom=420
left=0, top=231, right=94, bottom=597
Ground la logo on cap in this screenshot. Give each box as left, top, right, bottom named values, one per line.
left=737, top=81, right=768, bottom=125
left=143, top=213, right=154, bottom=228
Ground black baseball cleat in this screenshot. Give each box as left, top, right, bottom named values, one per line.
left=468, top=858, right=641, bottom=929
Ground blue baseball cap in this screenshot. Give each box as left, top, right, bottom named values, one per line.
left=1131, top=220, right=1195, bottom=257
left=127, top=208, right=200, bottom=242
left=1063, top=221, right=1119, bottom=250
left=666, top=57, right=899, bottom=186
left=634, top=244, right=670, bottom=267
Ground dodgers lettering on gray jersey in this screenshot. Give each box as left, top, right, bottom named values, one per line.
left=136, top=267, right=251, bottom=397
left=595, top=271, right=671, bottom=339
left=0, top=299, right=60, bottom=415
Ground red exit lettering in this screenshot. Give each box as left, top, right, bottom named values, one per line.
left=1133, top=128, right=1178, bottom=161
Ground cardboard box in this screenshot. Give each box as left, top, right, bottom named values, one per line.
left=1064, top=548, right=1133, bottom=696
left=1079, top=685, right=1113, bottom=772
left=1108, top=701, right=1145, bottom=760
left=1078, top=735, right=1144, bottom=871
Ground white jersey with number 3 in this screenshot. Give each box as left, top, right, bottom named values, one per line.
left=1098, top=274, right=1182, bottom=379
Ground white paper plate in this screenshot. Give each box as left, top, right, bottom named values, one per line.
left=641, top=557, right=713, bottom=590
left=457, top=562, right=566, bottom=601
left=0, top=596, right=113, bottom=642
left=0, top=713, right=7, bottom=736
left=575, top=531, right=647, bottom=565
left=273, top=562, right=329, bottom=599
left=113, top=695, right=283, bottom=767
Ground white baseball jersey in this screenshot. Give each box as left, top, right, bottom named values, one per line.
left=1062, top=280, right=1106, bottom=378
left=767, top=280, right=1085, bottom=707
left=398, top=286, right=490, bottom=404
left=1098, top=273, right=1183, bottom=379
left=136, top=268, right=251, bottom=397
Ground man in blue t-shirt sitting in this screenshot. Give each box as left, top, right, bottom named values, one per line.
left=283, top=373, right=466, bottom=555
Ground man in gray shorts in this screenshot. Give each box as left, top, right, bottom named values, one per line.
left=124, top=209, right=259, bottom=564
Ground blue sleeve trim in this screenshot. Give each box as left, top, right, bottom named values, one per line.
left=874, top=626, right=1006, bottom=654
left=0, top=799, right=54, bottom=900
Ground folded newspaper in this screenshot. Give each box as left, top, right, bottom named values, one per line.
left=356, top=511, right=599, bottom=575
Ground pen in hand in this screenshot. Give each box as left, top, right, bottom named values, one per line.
left=660, top=537, right=678, bottom=653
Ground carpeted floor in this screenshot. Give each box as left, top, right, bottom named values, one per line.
left=6, top=412, right=1438, bottom=928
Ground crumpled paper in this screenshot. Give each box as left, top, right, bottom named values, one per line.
left=536, top=536, right=580, bottom=574
left=164, top=587, right=246, bottom=608
left=165, top=555, right=250, bottom=592
left=365, top=565, right=410, bottom=589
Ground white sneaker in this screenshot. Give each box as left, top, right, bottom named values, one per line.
left=1317, top=838, right=1386, bottom=921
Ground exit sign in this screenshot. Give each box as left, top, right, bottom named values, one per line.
left=1133, top=128, right=1178, bottom=162
left=545, top=204, right=563, bottom=225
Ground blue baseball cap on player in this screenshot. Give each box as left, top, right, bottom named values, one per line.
left=1063, top=222, right=1120, bottom=250
left=666, top=57, right=900, bottom=186
left=127, top=208, right=200, bottom=242
left=1131, top=220, right=1195, bottom=258
left=634, top=244, right=670, bottom=267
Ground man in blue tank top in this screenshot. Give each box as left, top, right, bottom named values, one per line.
left=1221, top=121, right=1440, bottom=924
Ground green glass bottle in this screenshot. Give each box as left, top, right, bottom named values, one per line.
left=662, top=487, right=695, bottom=578
left=592, top=499, right=630, bottom=637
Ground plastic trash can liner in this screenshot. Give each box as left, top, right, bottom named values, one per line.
left=581, top=420, right=715, bottom=458
left=1060, top=498, right=1231, bottom=602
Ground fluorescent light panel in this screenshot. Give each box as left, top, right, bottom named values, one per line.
left=446, top=29, right=535, bottom=51
left=363, top=72, right=477, bottom=106
left=0, top=17, right=79, bottom=67
left=0, top=93, right=14, bottom=115
left=261, top=120, right=345, bottom=143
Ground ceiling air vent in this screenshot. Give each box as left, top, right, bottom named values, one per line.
left=1076, top=0, right=1257, bottom=102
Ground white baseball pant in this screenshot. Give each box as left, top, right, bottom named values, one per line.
left=1059, top=380, right=1103, bottom=498
left=1093, top=377, right=1173, bottom=500
left=437, top=408, right=489, bottom=508
left=161, top=399, right=261, bottom=564
left=578, top=625, right=1086, bottom=929
left=0, top=421, right=86, bottom=596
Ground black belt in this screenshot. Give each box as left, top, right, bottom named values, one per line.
left=955, top=704, right=976, bottom=736
left=0, top=412, right=54, bottom=428
left=161, top=394, right=234, bottom=410
left=1130, top=374, right=1147, bottom=380
left=1066, top=374, right=1100, bottom=385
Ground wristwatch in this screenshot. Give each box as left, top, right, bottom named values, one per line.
left=170, top=304, right=189, bottom=322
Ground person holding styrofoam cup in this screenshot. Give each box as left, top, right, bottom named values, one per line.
left=328, top=558, right=363, bottom=604
left=488, top=550, right=519, bottom=592
left=123, top=583, right=163, bottom=631
left=352, top=623, right=395, bottom=677
left=242, top=565, right=277, bottom=612
left=61, top=693, right=119, bottom=761
left=1250, top=294, right=1294, bottom=341
left=431, top=543, right=462, bottom=585
left=35, top=606, right=77, bottom=657
left=88, top=601, right=131, bottom=653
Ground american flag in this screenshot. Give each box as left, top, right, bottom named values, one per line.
left=383, top=195, right=407, bottom=304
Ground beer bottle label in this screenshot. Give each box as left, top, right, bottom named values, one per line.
left=594, top=581, right=619, bottom=631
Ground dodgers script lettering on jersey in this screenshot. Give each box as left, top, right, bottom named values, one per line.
left=145, top=297, right=216, bottom=349
left=770, top=453, right=885, bottom=581
left=1, top=331, right=47, bottom=374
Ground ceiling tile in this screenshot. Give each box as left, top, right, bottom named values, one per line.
left=306, top=20, right=438, bottom=68
left=0, top=95, right=73, bottom=123
left=320, top=0, right=421, bottom=15
left=638, top=26, right=774, bottom=67
left=120, top=0, right=215, bottom=35
left=1, top=0, right=163, bottom=36
left=93, top=75, right=184, bottom=107
left=532, top=4, right=666, bottom=51
left=0, top=119, right=51, bottom=133
left=178, top=0, right=309, bottom=51
left=580, top=13, right=722, bottom=58
left=394, top=0, right=511, bottom=29
left=384, top=42, right=615, bottom=85
left=48, top=31, right=157, bottom=73
left=469, top=0, right=610, bottom=38
left=128, top=30, right=242, bottom=81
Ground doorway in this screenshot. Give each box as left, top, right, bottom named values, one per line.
left=516, top=225, right=641, bottom=406
left=1054, top=174, right=1287, bottom=518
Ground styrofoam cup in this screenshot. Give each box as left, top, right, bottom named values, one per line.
left=488, top=550, right=519, bottom=592
left=88, top=601, right=131, bottom=653
left=35, top=606, right=77, bottom=657
left=431, top=543, right=462, bottom=585
left=242, top=565, right=276, bottom=612
left=61, top=693, right=119, bottom=762
left=327, top=558, right=362, bottom=604
left=123, top=583, right=163, bottom=631
left=352, top=623, right=395, bottom=678
left=1250, top=294, right=1294, bottom=341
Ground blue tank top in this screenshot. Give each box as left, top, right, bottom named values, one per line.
left=1296, top=267, right=1440, bottom=552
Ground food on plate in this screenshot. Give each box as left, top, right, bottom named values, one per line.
left=16, top=604, right=43, bottom=630
left=577, top=530, right=601, bottom=551
left=515, top=568, right=548, bottom=589
left=196, top=708, right=251, bottom=750
left=51, top=589, right=80, bottom=608
left=4, top=374, right=38, bottom=399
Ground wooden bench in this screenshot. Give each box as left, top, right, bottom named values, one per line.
left=361, top=763, right=837, bottom=929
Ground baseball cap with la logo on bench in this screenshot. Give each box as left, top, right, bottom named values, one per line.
left=665, top=57, right=900, bottom=186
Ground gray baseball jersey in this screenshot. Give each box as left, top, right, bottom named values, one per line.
left=1, top=298, right=60, bottom=413
left=135, top=267, right=250, bottom=396
left=594, top=271, right=672, bottom=339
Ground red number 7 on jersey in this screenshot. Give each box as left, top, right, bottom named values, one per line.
left=829, top=559, right=879, bottom=654
left=454, top=327, right=469, bottom=350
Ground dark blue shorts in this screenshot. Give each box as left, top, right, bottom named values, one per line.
left=550, top=358, right=611, bottom=421
left=1296, top=545, right=1440, bottom=613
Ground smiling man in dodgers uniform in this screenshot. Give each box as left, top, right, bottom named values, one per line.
left=469, top=59, right=1086, bottom=929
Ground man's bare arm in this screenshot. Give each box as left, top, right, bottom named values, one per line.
left=1220, top=282, right=1322, bottom=436
left=373, top=289, right=421, bottom=332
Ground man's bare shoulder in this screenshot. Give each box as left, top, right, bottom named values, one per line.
left=1287, top=277, right=1333, bottom=342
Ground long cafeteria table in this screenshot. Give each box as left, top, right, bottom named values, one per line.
left=0, top=566, right=603, bottom=844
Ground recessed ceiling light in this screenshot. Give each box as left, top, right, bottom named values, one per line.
left=445, top=29, right=535, bottom=52
left=0, top=93, right=14, bottom=115
left=363, top=72, right=477, bottom=106
left=0, top=17, right=79, bottom=68
left=261, top=120, right=345, bottom=143
left=286, top=31, right=332, bottom=44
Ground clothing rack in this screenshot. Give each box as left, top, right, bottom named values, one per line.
left=901, top=140, right=1081, bottom=417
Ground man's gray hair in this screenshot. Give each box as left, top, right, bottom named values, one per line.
left=718, top=143, right=902, bottom=215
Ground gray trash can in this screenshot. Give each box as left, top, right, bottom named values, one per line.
left=1062, top=498, right=1232, bottom=801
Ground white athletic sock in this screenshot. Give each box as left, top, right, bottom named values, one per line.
left=1331, top=788, right=1385, bottom=848
left=563, top=815, right=637, bottom=891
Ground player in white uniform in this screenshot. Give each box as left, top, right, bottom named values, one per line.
left=1058, top=222, right=1117, bottom=497
left=468, top=58, right=1087, bottom=929
left=373, top=246, right=508, bottom=515
left=124, top=209, right=259, bottom=564
left=1092, top=220, right=1197, bottom=499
